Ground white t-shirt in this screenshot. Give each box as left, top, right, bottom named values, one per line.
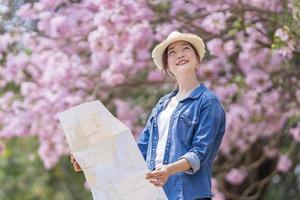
left=155, top=97, right=179, bottom=168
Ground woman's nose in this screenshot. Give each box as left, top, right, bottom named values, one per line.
left=176, top=54, right=184, bottom=60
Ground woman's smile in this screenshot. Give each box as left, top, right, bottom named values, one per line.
left=177, top=59, right=189, bottom=66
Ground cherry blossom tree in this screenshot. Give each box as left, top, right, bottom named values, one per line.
left=1, top=0, right=300, bottom=199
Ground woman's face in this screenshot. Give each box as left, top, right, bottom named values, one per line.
left=166, top=40, right=199, bottom=78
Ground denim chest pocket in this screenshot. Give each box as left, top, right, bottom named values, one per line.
left=177, top=114, right=199, bottom=145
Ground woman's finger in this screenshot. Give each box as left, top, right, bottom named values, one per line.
left=73, top=163, right=82, bottom=171
left=149, top=179, right=162, bottom=187
left=145, top=172, right=158, bottom=179
left=148, top=171, right=162, bottom=177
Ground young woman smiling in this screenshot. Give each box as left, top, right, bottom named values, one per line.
left=138, top=31, right=226, bottom=200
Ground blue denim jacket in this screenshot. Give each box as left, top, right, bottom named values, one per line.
left=137, top=83, right=226, bottom=200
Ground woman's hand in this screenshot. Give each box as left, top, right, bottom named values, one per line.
left=145, top=159, right=192, bottom=187
left=145, top=165, right=171, bottom=187
left=70, top=153, right=82, bottom=172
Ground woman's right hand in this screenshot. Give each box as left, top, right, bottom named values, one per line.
left=70, top=153, right=82, bottom=172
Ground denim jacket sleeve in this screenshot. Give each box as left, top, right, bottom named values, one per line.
left=180, top=98, right=225, bottom=174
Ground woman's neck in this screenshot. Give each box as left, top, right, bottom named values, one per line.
left=174, top=74, right=200, bottom=100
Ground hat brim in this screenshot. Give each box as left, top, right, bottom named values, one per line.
left=152, top=33, right=206, bottom=70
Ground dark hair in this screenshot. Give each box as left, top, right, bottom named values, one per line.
left=162, top=41, right=200, bottom=78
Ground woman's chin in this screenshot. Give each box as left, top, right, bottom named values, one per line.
left=173, top=67, right=195, bottom=78
left=178, top=65, right=195, bottom=72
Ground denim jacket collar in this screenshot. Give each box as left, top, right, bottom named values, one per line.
left=158, top=83, right=206, bottom=104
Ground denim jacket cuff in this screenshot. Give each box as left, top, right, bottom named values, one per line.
left=179, top=152, right=200, bottom=175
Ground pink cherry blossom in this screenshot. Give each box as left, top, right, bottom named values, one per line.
left=214, top=83, right=238, bottom=104
left=201, top=12, right=228, bottom=34
left=147, top=70, right=165, bottom=82
left=0, top=143, right=4, bottom=156
left=225, top=168, right=247, bottom=185
left=49, top=15, right=76, bottom=37
left=207, top=39, right=237, bottom=57
left=245, top=69, right=272, bottom=93
left=263, top=146, right=278, bottom=158
left=224, top=40, right=236, bottom=56
left=212, top=178, right=225, bottom=200
left=39, top=0, right=67, bottom=10
left=114, top=99, right=143, bottom=135
left=155, top=21, right=180, bottom=41
left=207, top=38, right=224, bottom=56
left=277, top=155, right=292, bottom=173
left=296, top=90, right=300, bottom=103
left=0, top=33, right=13, bottom=52
left=16, top=3, right=37, bottom=20
left=275, top=28, right=290, bottom=42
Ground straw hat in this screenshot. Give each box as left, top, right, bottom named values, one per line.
left=152, top=31, right=206, bottom=70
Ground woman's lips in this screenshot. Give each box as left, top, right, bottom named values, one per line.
left=177, top=60, right=189, bottom=65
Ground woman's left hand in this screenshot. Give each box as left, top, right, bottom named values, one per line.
left=145, top=165, right=171, bottom=187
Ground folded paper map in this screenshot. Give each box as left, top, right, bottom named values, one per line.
left=57, top=100, right=167, bottom=200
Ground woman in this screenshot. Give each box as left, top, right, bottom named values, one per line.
left=71, top=31, right=226, bottom=200
left=137, top=31, right=226, bottom=200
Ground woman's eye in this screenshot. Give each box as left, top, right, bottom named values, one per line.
left=183, top=47, right=190, bottom=50
left=168, top=51, right=175, bottom=55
